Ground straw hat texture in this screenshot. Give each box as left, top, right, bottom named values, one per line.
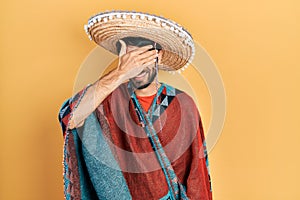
left=85, top=10, right=195, bottom=72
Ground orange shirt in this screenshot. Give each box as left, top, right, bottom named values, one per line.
left=136, top=93, right=157, bottom=112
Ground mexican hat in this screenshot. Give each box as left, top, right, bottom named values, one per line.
left=84, top=10, right=195, bottom=72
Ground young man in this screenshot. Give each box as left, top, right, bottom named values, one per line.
left=59, top=11, right=212, bottom=200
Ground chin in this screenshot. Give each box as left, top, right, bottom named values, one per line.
left=130, top=69, right=157, bottom=90
left=130, top=79, right=151, bottom=90
left=136, top=82, right=152, bottom=90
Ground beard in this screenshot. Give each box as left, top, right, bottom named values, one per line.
left=129, top=67, right=157, bottom=90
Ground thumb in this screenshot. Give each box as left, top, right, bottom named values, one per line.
left=118, top=40, right=127, bottom=57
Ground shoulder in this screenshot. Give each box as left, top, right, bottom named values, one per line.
left=163, top=83, right=197, bottom=106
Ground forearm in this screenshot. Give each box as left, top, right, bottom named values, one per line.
left=68, top=69, right=124, bottom=129
left=67, top=42, right=156, bottom=129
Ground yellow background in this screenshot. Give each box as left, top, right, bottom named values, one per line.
left=1, top=0, right=299, bottom=199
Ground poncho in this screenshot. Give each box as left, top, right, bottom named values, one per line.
left=58, top=82, right=212, bottom=200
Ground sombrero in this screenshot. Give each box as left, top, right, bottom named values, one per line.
left=84, top=10, right=195, bottom=72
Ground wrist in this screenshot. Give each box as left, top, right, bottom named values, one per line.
left=95, top=68, right=124, bottom=93
left=112, top=68, right=127, bottom=84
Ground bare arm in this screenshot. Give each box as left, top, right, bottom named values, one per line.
left=68, top=40, right=158, bottom=129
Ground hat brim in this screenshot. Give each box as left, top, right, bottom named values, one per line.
left=85, top=11, right=195, bottom=71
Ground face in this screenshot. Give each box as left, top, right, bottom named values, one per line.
left=127, top=45, right=158, bottom=90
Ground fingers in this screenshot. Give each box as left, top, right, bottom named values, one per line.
left=117, top=43, right=158, bottom=75
left=130, top=47, right=158, bottom=65
left=129, top=45, right=154, bottom=56
left=138, top=49, right=158, bottom=60
left=141, top=58, right=157, bottom=68
left=129, top=51, right=157, bottom=68
left=139, top=51, right=158, bottom=65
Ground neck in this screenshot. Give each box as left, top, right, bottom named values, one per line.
left=135, top=82, right=161, bottom=97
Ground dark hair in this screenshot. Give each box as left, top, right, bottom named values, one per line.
left=116, top=36, right=162, bottom=54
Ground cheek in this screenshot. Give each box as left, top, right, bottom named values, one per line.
left=149, top=68, right=158, bottom=77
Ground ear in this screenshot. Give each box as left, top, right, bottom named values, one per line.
left=118, top=40, right=127, bottom=57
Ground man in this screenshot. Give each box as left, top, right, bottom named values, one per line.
left=59, top=11, right=212, bottom=200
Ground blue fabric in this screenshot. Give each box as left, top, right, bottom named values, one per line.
left=79, top=112, right=132, bottom=199
left=72, top=129, right=98, bottom=200
left=160, top=190, right=172, bottom=200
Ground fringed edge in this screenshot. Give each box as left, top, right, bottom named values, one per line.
left=63, top=133, right=71, bottom=200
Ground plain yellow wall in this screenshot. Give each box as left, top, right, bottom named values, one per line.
left=1, top=0, right=300, bottom=199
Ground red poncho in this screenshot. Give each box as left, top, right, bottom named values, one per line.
left=59, top=82, right=212, bottom=200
